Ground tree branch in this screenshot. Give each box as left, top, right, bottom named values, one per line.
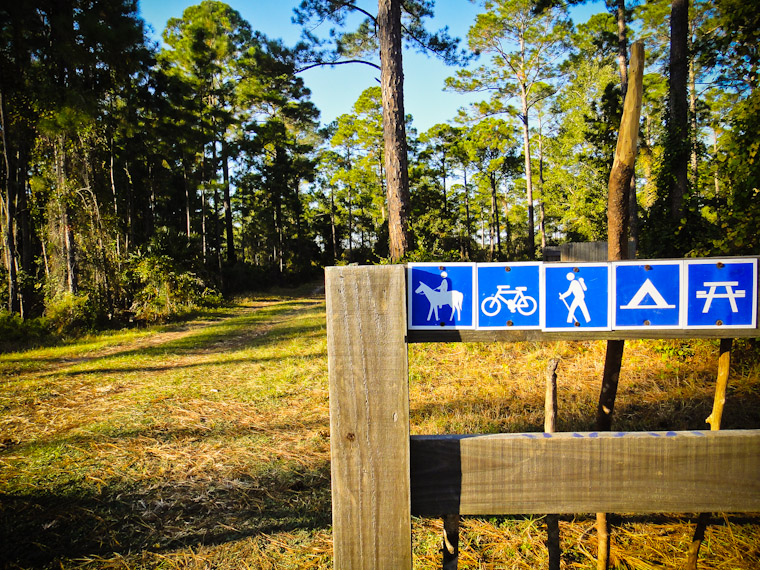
left=296, top=58, right=381, bottom=73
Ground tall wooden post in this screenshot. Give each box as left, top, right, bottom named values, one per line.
left=686, top=337, right=733, bottom=569
left=325, top=265, right=412, bottom=569
left=545, top=358, right=561, bottom=570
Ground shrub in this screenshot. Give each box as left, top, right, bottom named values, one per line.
left=0, top=310, right=51, bottom=350
left=44, top=293, right=97, bottom=336
left=127, top=253, right=221, bottom=322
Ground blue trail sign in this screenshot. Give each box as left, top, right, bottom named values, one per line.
left=406, top=257, right=757, bottom=333
left=685, top=259, right=757, bottom=328
left=613, top=261, right=683, bottom=329
left=542, top=264, right=611, bottom=331
left=408, top=263, right=476, bottom=330
left=477, top=263, right=541, bottom=329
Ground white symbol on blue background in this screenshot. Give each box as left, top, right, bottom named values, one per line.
left=696, top=281, right=745, bottom=312
left=478, top=264, right=541, bottom=329
left=614, top=263, right=682, bottom=328
left=415, top=276, right=463, bottom=321
left=686, top=260, right=757, bottom=328
left=409, top=264, right=475, bottom=329
left=543, top=265, right=610, bottom=330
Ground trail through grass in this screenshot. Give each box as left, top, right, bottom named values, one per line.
left=1, top=285, right=759, bottom=569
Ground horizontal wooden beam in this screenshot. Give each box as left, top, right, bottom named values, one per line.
left=407, top=328, right=759, bottom=343
left=410, top=430, right=760, bottom=516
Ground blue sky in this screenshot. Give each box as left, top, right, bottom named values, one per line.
left=138, top=0, right=604, bottom=133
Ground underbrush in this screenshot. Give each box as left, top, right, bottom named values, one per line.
left=1, top=290, right=758, bottom=569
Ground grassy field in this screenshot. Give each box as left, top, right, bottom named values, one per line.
left=1, top=284, right=759, bottom=569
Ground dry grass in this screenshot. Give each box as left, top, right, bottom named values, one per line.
left=1, top=284, right=759, bottom=569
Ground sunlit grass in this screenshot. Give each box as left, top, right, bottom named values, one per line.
left=1, top=287, right=759, bottom=569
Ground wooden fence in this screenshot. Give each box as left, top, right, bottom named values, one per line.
left=325, top=264, right=760, bottom=570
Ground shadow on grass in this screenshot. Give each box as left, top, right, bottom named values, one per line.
left=0, top=459, right=332, bottom=568
left=1, top=302, right=327, bottom=383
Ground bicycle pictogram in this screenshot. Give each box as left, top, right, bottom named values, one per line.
left=481, top=285, right=537, bottom=317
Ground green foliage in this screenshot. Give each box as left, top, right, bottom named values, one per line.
left=44, top=293, right=97, bottom=337
left=125, top=229, right=221, bottom=322
left=127, top=253, right=221, bottom=322
left=0, top=310, right=50, bottom=349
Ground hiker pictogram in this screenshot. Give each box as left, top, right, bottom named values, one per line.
left=560, top=272, right=590, bottom=324
left=543, top=264, right=610, bottom=331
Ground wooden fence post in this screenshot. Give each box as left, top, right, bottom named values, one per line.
left=545, top=358, right=561, bottom=570
left=686, top=337, right=734, bottom=569
left=325, top=265, right=411, bottom=570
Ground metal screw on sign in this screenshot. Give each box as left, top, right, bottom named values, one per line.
left=507, top=320, right=514, bottom=326
left=644, top=320, right=651, bottom=326
left=716, top=320, right=723, bottom=326
left=645, top=265, right=652, bottom=271
left=573, top=267, right=580, bottom=273
left=505, top=266, right=511, bottom=272
left=717, top=262, right=725, bottom=269
left=439, top=266, right=445, bottom=271
left=574, top=321, right=581, bottom=327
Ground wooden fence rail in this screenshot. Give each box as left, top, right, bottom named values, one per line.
left=325, top=264, right=760, bottom=570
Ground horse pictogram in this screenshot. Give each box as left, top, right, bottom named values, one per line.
left=415, top=279, right=464, bottom=322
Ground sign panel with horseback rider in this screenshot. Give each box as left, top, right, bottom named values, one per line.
left=408, top=263, right=476, bottom=330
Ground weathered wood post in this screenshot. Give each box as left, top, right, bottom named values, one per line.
left=545, top=358, right=561, bottom=570
left=686, top=337, right=734, bottom=569
left=325, top=265, right=412, bottom=570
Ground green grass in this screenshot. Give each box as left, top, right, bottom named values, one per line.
left=1, top=288, right=759, bottom=569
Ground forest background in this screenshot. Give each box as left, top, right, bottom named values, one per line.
left=1, top=0, right=758, bottom=337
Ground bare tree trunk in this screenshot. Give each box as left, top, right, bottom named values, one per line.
left=688, top=18, right=699, bottom=195
left=182, top=156, right=192, bottom=238
left=538, top=112, right=547, bottom=252
left=669, top=0, right=690, bottom=224
left=519, top=91, right=535, bottom=259
left=379, top=0, right=411, bottom=261
left=1, top=90, right=19, bottom=313
left=490, top=173, right=501, bottom=258
left=330, top=186, right=338, bottom=263
left=463, top=169, right=472, bottom=260
left=222, top=142, right=235, bottom=265
left=597, top=41, right=645, bottom=570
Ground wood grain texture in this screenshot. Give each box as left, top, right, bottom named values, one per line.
left=411, top=430, right=760, bottom=516
left=325, top=265, right=411, bottom=570
left=407, top=327, right=759, bottom=342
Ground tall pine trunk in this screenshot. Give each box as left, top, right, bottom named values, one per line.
left=1, top=90, right=19, bottom=313
left=669, top=0, right=689, bottom=225
left=379, top=0, right=411, bottom=261
left=519, top=91, right=535, bottom=260
left=222, top=143, right=235, bottom=265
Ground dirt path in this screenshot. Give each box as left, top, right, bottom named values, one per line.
left=3, top=294, right=324, bottom=381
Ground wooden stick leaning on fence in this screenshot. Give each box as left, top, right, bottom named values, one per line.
left=545, top=358, right=561, bottom=570
left=442, top=514, right=459, bottom=570
left=596, top=40, right=645, bottom=570
left=685, top=338, right=733, bottom=569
